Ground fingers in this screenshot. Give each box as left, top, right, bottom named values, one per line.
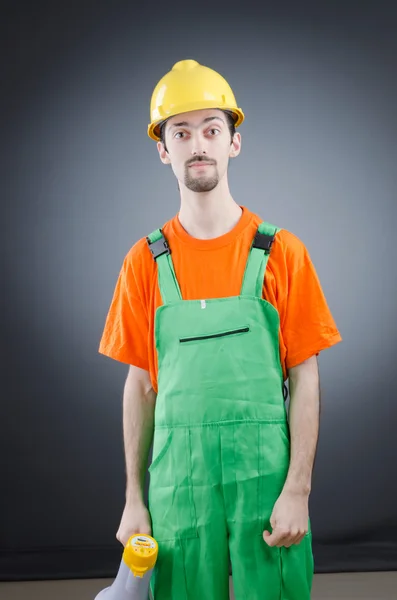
left=115, top=530, right=127, bottom=547
left=263, top=528, right=286, bottom=547
left=283, top=530, right=306, bottom=547
left=263, top=528, right=307, bottom=547
left=116, top=525, right=153, bottom=547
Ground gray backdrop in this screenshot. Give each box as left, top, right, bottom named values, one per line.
left=1, top=0, right=396, bottom=581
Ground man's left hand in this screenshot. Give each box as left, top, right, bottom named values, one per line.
left=262, top=489, right=309, bottom=548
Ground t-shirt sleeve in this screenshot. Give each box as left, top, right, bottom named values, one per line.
left=279, top=236, right=342, bottom=371
left=98, top=252, right=150, bottom=370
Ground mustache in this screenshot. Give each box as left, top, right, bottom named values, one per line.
left=186, top=157, right=216, bottom=166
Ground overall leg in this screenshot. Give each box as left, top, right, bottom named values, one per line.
left=150, top=524, right=230, bottom=600
left=229, top=520, right=314, bottom=600
left=228, top=422, right=314, bottom=600
left=149, top=426, right=230, bottom=600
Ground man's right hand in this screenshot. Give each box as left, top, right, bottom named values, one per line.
left=116, top=501, right=153, bottom=547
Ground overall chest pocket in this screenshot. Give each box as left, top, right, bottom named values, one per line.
left=179, top=326, right=250, bottom=344
left=148, top=427, right=198, bottom=542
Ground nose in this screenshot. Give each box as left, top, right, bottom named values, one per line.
left=191, top=148, right=207, bottom=156
left=190, top=132, right=207, bottom=156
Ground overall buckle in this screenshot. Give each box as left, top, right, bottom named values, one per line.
left=147, top=233, right=170, bottom=260
left=252, top=232, right=274, bottom=254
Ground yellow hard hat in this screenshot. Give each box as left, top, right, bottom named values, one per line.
left=147, top=59, right=245, bottom=141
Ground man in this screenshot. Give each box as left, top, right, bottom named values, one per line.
left=99, top=59, right=342, bottom=599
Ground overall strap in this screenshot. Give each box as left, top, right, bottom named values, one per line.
left=146, top=229, right=182, bottom=304
left=240, top=221, right=282, bottom=298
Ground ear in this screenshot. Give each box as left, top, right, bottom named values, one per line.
left=229, top=132, right=241, bottom=158
left=157, top=141, right=171, bottom=165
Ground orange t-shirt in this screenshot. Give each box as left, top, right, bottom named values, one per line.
left=99, top=206, right=342, bottom=393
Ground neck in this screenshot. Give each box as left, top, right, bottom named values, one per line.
left=178, top=177, right=242, bottom=240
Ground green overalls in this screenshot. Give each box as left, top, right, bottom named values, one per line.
left=146, top=221, right=314, bottom=600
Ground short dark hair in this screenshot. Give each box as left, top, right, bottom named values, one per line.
left=159, top=110, right=237, bottom=153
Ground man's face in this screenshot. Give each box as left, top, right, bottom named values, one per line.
left=157, top=108, right=241, bottom=193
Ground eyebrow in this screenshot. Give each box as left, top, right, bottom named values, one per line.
left=169, top=116, right=225, bottom=130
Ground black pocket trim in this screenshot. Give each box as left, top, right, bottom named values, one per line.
left=180, top=326, right=250, bottom=343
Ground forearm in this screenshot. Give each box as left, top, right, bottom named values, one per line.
left=283, top=357, right=320, bottom=496
left=122, top=372, right=156, bottom=505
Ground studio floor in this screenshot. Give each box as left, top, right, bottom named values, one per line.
left=0, top=571, right=396, bottom=600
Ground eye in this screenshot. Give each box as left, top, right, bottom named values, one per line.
left=174, top=131, right=186, bottom=139
left=208, top=128, right=220, bottom=136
